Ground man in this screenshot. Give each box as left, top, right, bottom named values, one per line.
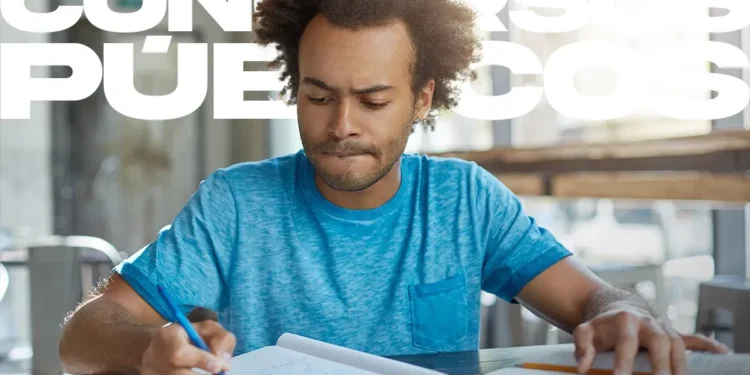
left=58, top=0, right=729, bottom=374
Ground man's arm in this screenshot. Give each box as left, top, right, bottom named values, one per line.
left=515, top=257, right=729, bottom=375
left=58, top=274, right=165, bottom=375
left=59, top=170, right=239, bottom=375
left=59, top=274, right=234, bottom=375
left=513, top=256, right=657, bottom=333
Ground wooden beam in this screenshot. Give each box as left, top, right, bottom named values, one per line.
left=440, top=129, right=750, bottom=163
left=493, top=174, right=546, bottom=196
left=552, top=173, right=750, bottom=202
left=435, top=129, right=750, bottom=173
left=440, top=130, right=750, bottom=201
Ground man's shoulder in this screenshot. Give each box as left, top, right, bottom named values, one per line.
left=403, top=152, right=492, bottom=184
left=404, top=152, right=514, bottom=207
left=213, top=151, right=303, bottom=189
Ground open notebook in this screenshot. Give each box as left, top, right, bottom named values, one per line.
left=487, top=345, right=750, bottom=375
left=225, top=333, right=446, bottom=375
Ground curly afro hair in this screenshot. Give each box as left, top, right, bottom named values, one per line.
left=253, top=0, right=482, bottom=130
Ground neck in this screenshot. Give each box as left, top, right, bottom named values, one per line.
left=314, top=159, right=402, bottom=210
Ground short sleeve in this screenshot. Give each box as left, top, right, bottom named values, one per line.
left=477, top=166, right=572, bottom=303
left=113, top=170, right=237, bottom=321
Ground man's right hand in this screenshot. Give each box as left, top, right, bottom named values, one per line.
left=141, top=321, right=236, bottom=375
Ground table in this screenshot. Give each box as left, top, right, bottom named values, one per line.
left=389, top=344, right=570, bottom=375
left=2, top=345, right=565, bottom=375
left=391, top=344, right=750, bottom=375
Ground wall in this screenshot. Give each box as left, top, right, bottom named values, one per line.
left=0, top=0, right=53, bottom=237
left=60, top=2, right=237, bottom=255
left=0, top=0, right=51, bottom=360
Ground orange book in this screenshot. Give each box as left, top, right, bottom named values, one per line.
left=519, top=362, right=650, bottom=375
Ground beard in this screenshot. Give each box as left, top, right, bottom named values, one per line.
left=300, top=116, right=414, bottom=192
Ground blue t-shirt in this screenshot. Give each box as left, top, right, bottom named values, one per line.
left=114, top=150, right=571, bottom=356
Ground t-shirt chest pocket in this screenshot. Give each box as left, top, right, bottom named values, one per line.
left=407, top=271, right=469, bottom=352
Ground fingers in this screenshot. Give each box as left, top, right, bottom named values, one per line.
left=142, top=368, right=206, bottom=375
left=207, top=335, right=236, bottom=361
left=157, top=323, right=232, bottom=374
left=666, top=329, right=688, bottom=375
left=612, top=312, right=641, bottom=375
left=195, top=320, right=237, bottom=359
left=574, top=307, right=733, bottom=375
left=167, top=344, right=228, bottom=374
left=574, top=323, right=597, bottom=374
left=640, top=319, right=673, bottom=375
left=208, top=330, right=237, bottom=361
left=682, top=334, right=731, bottom=354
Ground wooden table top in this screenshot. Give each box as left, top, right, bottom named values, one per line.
left=388, top=344, right=573, bottom=375
left=391, top=345, right=750, bottom=375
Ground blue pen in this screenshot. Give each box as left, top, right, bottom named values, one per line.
left=157, top=285, right=227, bottom=375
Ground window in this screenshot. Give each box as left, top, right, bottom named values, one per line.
left=505, top=1, right=719, bottom=336
left=508, top=0, right=712, bottom=147
left=405, top=30, right=496, bottom=154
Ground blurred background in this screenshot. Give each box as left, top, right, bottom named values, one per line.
left=1, top=1, right=749, bottom=374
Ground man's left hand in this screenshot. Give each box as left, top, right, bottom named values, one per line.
left=573, top=305, right=730, bottom=375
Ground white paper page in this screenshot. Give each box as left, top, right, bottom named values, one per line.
left=684, top=351, right=750, bottom=375
left=226, top=345, right=381, bottom=375
left=503, top=346, right=750, bottom=375
left=276, top=333, right=447, bottom=375
left=485, top=369, right=567, bottom=375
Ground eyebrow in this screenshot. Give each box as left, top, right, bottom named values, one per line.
left=301, top=77, right=394, bottom=95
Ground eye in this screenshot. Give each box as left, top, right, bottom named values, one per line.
left=363, top=101, right=389, bottom=110
left=308, top=96, right=332, bottom=104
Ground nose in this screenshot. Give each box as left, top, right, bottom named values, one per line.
left=328, top=99, right=359, bottom=140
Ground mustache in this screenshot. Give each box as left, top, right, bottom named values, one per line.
left=314, top=141, right=377, bottom=155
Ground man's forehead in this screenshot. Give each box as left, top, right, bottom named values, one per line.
left=298, top=15, right=414, bottom=85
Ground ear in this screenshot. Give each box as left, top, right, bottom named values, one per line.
left=414, top=79, right=435, bottom=121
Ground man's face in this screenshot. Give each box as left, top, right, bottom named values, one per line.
left=297, top=15, right=433, bottom=191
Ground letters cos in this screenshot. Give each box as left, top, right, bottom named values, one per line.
left=0, top=0, right=749, bottom=121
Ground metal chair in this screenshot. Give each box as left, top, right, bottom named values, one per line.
left=479, top=291, right=525, bottom=348
left=0, top=262, right=9, bottom=357
left=0, top=262, right=8, bottom=304
left=695, top=275, right=750, bottom=354
left=22, top=235, right=124, bottom=266
left=22, top=235, right=123, bottom=375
